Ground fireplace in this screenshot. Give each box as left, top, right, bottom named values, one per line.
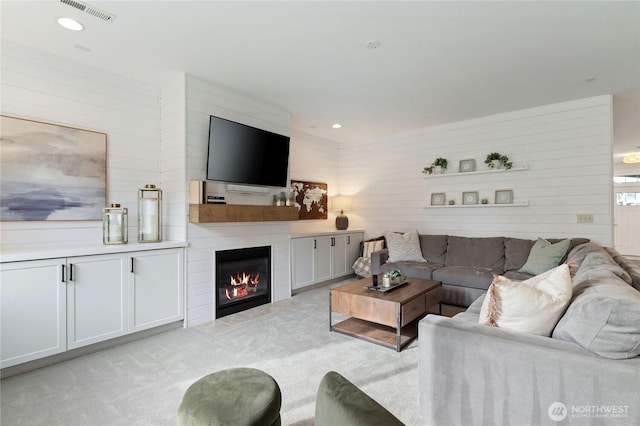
left=215, top=246, right=271, bottom=318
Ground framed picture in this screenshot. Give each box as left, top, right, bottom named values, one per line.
left=0, top=115, right=107, bottom=221
left=495, top=189, right=513, bottom=204
left=459, top=159, right=476, bottom=173
left=430, top=193, right=446, bottom=206
left=290, top=180, right=328, bottom=220
left=462, top=191, right=479, bottom=205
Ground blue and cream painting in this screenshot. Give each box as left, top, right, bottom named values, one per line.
left=0, top=116, right=106, bottom=221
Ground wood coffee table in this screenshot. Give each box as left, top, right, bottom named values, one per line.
left=330, top=276, right=443, bottom=351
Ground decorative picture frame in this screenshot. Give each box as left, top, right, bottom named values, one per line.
left=495, top=189, right=514, bottom=204
left=0, top=115, right=107, bottom=221
left=290, top=180, right=328, bottom=220
left=459, top=159, right=476, bottom=173
left=462, top=191, right=479, bottom=205
left=430, top=193, right=446, bottom=206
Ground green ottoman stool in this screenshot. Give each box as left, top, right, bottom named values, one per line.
left=177, top=367, right=281, bottom=426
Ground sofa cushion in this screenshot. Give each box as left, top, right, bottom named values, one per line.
left=380, top=261, right=443, bottom=280
left=553, top=248, right=640, bottom=359
left=418, top=234, right=448, bottom=264
left=605, top=246, right=640, bottom=291
left=432, top=266, right=501, bottom=291
left=503, top=238, right=535, bottom=271
left=519, top=238, right=570, bottom=275
left=444, top=236, right=505, bottom=269
left=385, top=230, right=427, bottom=263
left=479, top=264, right=573, bottom=336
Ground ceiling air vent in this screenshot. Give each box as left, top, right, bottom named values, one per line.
left=59, top=0, right=116, bottom=23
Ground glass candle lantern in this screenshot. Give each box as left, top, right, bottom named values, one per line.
left=103, top=204, right=128, bottom=245
left=138, top=184, right=162, bottom=243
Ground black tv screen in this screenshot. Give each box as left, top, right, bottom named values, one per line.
left=206, top=115, right=290, bottom=188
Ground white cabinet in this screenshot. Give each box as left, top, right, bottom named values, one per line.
left=1, top=259, right=66, bottom=368
left=290, top=231, right=364, bottom=291
left=129, top=248, right=184, bottom=332
left=0, top=247, right=184, bottom=369
left=67, top=254, right=128, bottom=350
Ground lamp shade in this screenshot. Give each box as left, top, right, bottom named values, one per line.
left=332, top=196, right=352, bottom=212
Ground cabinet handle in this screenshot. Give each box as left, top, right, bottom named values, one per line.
left=69, top=264, right=74, bottom=281
left=347, top=236, right=351, bottom=244
left=331, top=237, right=335, bottom=247
left=131, top=258, right=134, bottom=273
left=61, top=264, right=66, bottom=283
left=314, top=239, right=317, bottom=250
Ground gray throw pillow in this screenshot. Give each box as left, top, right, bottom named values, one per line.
left=519, top=238, right=570, bottom=275
left=385, top=230, right=427, bottom=263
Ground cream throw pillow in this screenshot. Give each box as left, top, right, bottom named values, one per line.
left=363, top=239, right=385, bottom=258
left=479, top=264, right=573, bottom=336
left=385, top=230, right=427, bottom=263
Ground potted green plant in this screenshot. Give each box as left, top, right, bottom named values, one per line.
left=385, top=269, right=402, bottom=285
left=484, top=152, right=513, bottom=170
left=422, top=157, right=449, bottom=175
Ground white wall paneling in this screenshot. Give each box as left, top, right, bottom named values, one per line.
left=340, top=95, right=614, bottom=245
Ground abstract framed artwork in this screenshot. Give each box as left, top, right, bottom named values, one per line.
left=290, top=180, right=328, bottom=220
left=0, top=115, right=107, bottom=221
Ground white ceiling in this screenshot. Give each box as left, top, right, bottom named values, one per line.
left=1, top=1, right=639, bottom=160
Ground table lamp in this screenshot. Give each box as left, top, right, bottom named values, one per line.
left=332, top=196, right=352, bottom=230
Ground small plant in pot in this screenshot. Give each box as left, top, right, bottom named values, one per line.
left=485, top=152, right=513, bottom=170
left=422, top=157, right=449, bottom=175
left=386, top=269, right=402, bottom=284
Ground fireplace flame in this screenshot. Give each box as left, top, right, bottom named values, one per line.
left=224, top=272, right=260, bottom=300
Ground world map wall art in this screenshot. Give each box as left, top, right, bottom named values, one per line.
left=291, top=180, right=328, bottom=220
left=0, top=115, right=107, bottom=221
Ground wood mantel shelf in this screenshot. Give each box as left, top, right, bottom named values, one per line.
left=189, top=204, right=299, bottom=223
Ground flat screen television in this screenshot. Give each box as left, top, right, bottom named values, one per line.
left=206, top=115, right=290, bottom=188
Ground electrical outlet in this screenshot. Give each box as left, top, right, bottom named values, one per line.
left=576, top=214, right=594, bottom=224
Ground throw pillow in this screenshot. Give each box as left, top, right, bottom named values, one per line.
left=479, top=264, right=573, bottom=336
left=363, top=239, right=385, bottom=258
left=519, top=238, right=571, bottom=275
left=385, top=230, right=427, bottom=263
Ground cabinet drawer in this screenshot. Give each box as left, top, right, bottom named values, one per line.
left=401, top=295, right=425, bottom=326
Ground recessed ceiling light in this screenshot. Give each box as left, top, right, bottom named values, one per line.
left=57, top=17, right=84, bottom=31
left=332, top=123, right=342, bottom=129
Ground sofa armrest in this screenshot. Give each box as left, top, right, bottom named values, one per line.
left=370, top=249, right=389, bottom=275
left=418, top=315, right=640, bottom=426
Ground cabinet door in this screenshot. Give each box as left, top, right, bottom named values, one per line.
left=331, top=235, right=349, bottom=277
left=346, top=233, right=363, bottom=269
left=291, top=237, right=315, bottom=290
left=1, top=259, right=66, bottom=368
left=67, top=254, right=128, bottom=349
left=315, top=236, right=333, bottom=282
left=129, top=248, right=184, bottom=332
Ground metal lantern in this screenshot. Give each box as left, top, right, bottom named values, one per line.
left=103, top=203, right=128, bottom=245
left=138, top=184, right=162, bottom=243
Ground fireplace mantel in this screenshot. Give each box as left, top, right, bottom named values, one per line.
left=189, top=204, right=299, bottom=223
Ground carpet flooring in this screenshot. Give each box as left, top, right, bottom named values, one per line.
left=1, top=278, right=422, bottom=426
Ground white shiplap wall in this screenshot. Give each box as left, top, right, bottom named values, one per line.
left=340, top=96, right=614, bottom=245
left=184, top=75, right=293, bottom=327
left=0, top=41, right=171, bottom=248
left=289, top=129, right=340, bottom=234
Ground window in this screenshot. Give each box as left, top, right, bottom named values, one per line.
left=616, top=192, right=640, bottom=206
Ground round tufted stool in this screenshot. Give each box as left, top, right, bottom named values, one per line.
left=177, top=367, right=281, bottom=426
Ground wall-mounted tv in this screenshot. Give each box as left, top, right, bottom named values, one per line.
left=206, top=115, right=290, bottom=188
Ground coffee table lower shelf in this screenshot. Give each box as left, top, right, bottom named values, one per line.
left=331, top=317, right=419, bottom=351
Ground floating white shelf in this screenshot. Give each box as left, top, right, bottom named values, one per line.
left=422, top=165, right=528, bottom=178
left=424, top=201, right=529, bottom=209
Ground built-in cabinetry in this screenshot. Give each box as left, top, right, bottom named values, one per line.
left=0, top=246, right=184, bottom=369
left=290, top=231, right=363, bottom=291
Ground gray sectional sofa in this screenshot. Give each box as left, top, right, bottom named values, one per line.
left=371, top=234, right=588, bottom=307
left=377, top=234, right=640, bottom=425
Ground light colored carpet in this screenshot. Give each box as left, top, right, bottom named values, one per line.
left=1, top=278, right=422, bottom=425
